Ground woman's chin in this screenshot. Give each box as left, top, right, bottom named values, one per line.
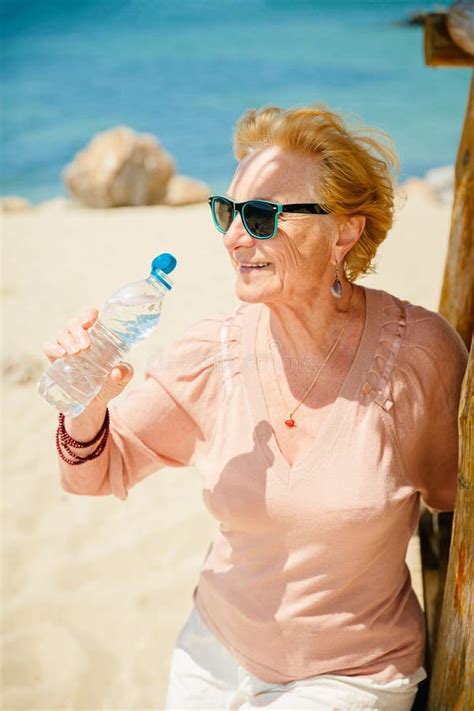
left=235, top=281, right=272, bottom=303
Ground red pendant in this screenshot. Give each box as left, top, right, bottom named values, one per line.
left=285, top=418, right=296, bottom=428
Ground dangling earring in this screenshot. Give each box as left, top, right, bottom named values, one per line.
left=331, top=262, right=343, bottom=299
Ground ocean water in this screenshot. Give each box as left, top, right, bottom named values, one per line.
left=1, top=0, right=472, bottom=203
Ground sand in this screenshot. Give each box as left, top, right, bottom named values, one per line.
left=1, top=189, right=452, bottom=710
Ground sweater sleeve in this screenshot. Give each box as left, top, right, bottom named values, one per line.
left=58, top=314, right=225, bottom=500
left=391, top=305, right=469, bottom=513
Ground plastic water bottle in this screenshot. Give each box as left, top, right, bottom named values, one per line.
left=38, top=252, right=177, bottom=418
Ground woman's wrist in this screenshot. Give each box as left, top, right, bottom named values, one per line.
left=63, top=400, right=108, bottom=444
left=57, top=405, right=110, bottom=465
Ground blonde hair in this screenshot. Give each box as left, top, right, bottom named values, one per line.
left=233, top=105, right=400, bottom=282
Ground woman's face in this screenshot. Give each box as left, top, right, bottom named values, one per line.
left=223, top=145, right=341, bottom=306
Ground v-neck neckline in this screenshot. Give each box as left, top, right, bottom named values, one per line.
left=240, top=285, right=382, bottom=486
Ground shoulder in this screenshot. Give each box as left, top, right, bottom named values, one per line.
left=398, top=295, right=467, bottom=380
left=137, top=303, right=251, bottom=442
left=377, top=289, right=468, bottom=412
left=145, top=302, right=249, bottom=385
left=162, top=301, right=249, bottom=356
left=402, top=298, right=467, bottom=358
left=179, top=301, right=249, bottom=343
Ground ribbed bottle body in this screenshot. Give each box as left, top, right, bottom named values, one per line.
left=38, top=275, right=166, bottom=417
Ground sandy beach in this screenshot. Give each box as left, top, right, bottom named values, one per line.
left=2, top=188, right=452, bottom=710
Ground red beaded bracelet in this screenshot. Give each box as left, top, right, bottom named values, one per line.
left=58, top=410, right=109, bottom=447
left=56, top=409, right=110, bottom=465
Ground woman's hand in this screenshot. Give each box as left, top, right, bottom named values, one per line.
left=42, top=306, right=134, bottom=403
left=42, top=307, right=134, bottom=443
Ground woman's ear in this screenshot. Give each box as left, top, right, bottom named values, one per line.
left=333, top=215, right=366, bottom=263
left=344, top=215, right=366, bottom=242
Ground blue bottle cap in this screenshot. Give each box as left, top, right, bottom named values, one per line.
left=150, top=253, right=177, bottom=290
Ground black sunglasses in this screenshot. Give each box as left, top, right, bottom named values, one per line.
left=208, top=195, right=330, bottom=240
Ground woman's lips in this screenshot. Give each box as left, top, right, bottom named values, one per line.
left=238, top=262, right=271, bottom=273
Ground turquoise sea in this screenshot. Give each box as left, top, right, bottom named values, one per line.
left=1, top=0, right=471, bottom=203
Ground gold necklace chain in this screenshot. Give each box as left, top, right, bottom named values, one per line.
left=265, top=287, right=354, bottom=428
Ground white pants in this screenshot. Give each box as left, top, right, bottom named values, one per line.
left=164, top=604, right=428, bottom=710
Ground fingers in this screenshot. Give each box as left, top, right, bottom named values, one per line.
left=42, top=340, right=66, bottom=363
left=67, top=316, right=91, bottom=349
left=96, top=362, right=134, bottom=405
left=79, top=307, right=99, bottom=329
left=42, top=307, right=99, bottom=363
left=56, top=328, right=79, bottom=353
left=41, top=313, right=134, bottom=406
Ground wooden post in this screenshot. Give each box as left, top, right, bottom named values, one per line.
left=428, top=346, right=473, bottom=711
left=438, top=75, right=474, bottom=346
left=421, top=6, right=474, bottom=709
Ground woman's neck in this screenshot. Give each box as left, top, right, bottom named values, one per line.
left=263, top=281, right=364, bottom=363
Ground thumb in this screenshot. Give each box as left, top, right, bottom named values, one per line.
left=110, top=362, right=134, bottom=386
left=96, top=362, right=134, bottom=404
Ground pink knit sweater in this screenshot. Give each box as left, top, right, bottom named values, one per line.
left=57, top=285, right=468, bottom=684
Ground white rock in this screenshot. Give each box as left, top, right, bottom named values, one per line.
left=63, top=126, right=175, bottom=208
left=0, top=196, right=31, bottom=213
left=163, top=175, right=210, bottom=206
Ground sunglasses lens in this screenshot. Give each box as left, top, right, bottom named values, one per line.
left=243, top=201, right=276, bottom=238
left=213, top=198, right=234, bottom=232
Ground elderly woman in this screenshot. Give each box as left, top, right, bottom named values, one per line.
left=44, top=105, right=468, bottom=710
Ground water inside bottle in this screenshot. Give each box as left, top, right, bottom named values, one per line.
left=39, top=285, right=165, bottom=417
left=103, top=293, right=162, bottom=346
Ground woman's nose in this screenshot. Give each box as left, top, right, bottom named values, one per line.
left=223, top=213, right=254, bottom=250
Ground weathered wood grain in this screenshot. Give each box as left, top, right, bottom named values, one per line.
left=439, top=74, right=474, bottom=352
left=428, top=340, right=473, bottom=710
